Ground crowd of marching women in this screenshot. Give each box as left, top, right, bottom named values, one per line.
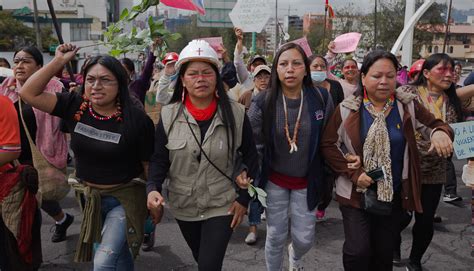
left=1, top=26, right=474, bottom=271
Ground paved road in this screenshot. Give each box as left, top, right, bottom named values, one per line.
left=39, top=160, right=473, bottom=270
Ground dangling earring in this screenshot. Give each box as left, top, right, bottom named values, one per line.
left=363, top=86, right=368, bottom=99
left=215, top=89, right=220, bottom=99
left=115, top=98, right=123, bottom=122
left=182, top=86, right=186, bottom=103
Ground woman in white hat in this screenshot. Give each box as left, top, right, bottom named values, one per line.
left=147, top=40, right=259, bottom=271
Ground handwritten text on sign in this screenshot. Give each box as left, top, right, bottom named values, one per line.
left=229, top=0, right=272, bottom=33
left=450, top=122, right=474, bottom=159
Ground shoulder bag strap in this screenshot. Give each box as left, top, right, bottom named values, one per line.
left=18, top=98, right=50, bottom=167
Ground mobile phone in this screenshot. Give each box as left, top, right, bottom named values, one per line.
left=366, top=167, right=385, bottom=182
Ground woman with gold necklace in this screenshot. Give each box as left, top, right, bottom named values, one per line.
left=248, top=43, right=333, bottom=270
left=396, top=53, right=464, bottom=271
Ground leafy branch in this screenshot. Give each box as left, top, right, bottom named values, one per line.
left=103, top=0, right=181, bottom=57
left=248, top=183, right=267, bottom=208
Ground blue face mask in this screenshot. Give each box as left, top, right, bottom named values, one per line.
left=169, top=73, right=178, bottom=82
left=311, top=71, right=327, bottom=83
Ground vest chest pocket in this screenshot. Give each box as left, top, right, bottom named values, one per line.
left=166, top=139, right=187, bottom=150
left=166, top=139, right=187, bottom=160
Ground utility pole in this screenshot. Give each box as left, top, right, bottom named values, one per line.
left=373, top=0, right=377, bottom=50
left=33, top=0, right=42, bottom=50
left=402, top=0, right=416, bottom=67
left=442, top=0, right=453, bottom=53
left=274, top=0, right=278, bottom=55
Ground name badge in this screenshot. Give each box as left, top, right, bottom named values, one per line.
left=74, top=122, right=121, bottom=144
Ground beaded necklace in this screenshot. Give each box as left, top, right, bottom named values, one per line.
left=88, top=102, right=121, bottom=121
left=282, top=89, right=304, bottom=154
left=74, top=95, right=122, bottom=122
left=363, top=87, right=395, bottom=113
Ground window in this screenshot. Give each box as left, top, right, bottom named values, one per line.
left=449, top=46, right=454, bottom=54
left=428, top=45, right=432, bottom=52
left=434, top=46, right=439, bottom=53
left=70, top=23, right=90, bottom=41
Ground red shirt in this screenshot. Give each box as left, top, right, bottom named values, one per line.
left=0, top=96, right=21, bottom=172
left=269, top=170, right=308, bottom=190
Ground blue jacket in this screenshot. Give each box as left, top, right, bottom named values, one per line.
left=248, top=86, right=334, bottom=210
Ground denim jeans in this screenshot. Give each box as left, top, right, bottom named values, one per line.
left=248, top=199, right=262, bottom=226
left=93, top=196, right=133, bottom=271
left=265, top=181, right=316, bottom=271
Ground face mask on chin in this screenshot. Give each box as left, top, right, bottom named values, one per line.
left=169, top=72, right=178, bottom=82
left=311, top=71, right=327, bottom=83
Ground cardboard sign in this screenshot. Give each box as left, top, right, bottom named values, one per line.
left=229, top=0, right=272, bottom=33
left=200, top=37, right=224, bottom=58
left=450, top=122, right=474, bottom=159
left=290, top=37, right=313, bottom=57
left=333, top=32, right=362, bottom=53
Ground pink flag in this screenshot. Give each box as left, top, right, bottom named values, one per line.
left=200, top=37, right=224, bottom=57
left=161, top=0, right=206, bottom=15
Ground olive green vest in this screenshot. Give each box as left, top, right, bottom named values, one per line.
left=161, top=101, right=245, bottom=221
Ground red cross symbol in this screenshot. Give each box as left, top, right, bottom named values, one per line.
left=196, top=48, right=203, bottom=55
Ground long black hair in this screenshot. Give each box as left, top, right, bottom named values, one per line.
left=169, top=61, right=237, bottom=155
left=14, top=46, right=43, bottom=66
left=262, top=42, right=316, bottom=146
left=79, top=55, right=137, bottom=129
left=355, top=50, right=399, bottom=97
left=0, top=57, right=11, bottom=69
left=120, top=58, right=135, bottom=80
left=413, top=53, right=463, bottom=122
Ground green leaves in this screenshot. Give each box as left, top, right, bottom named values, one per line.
left=102, top=0, right=181, bottom=57
left=248, top=184, right=267, bottom=208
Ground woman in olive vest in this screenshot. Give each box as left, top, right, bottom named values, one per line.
left=147, top=40, right=259, bottom=271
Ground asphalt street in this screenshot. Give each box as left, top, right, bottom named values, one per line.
left=38, top=160, right=473, bottom=270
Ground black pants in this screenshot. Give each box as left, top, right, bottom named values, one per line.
left=176, top=215, right=233, bottom=271
left=41, top=199, right=62, bottom=218
left=408, top=184, right=443, bottom=264
left=318, top=172, right=335, bottom=211
left=339, top=194, right=403, bottom=271
left=444, top=159, right=458, bottom=195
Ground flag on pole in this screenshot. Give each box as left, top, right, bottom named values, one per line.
left=161, top=0, right=206, bottom=15
left=326, top=4, right=335, bottom=18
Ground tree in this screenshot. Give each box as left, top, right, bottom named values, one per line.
left=335, top=0, right=444, bottom=59
left=0, top=11, right=35, bottom=50
left=0, top=11, right=58, bottom=51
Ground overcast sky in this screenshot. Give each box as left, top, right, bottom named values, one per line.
left=162, top=0, right=473, bottom=17
left=277, top=0, right=473, bottom=16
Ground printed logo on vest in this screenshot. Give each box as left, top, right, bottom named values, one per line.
left=315, top=110, right=324, bottom=120
left=74, top=122, right=121, bottom=144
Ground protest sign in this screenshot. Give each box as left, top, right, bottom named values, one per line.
left=229, top=0, right=272, bottom=33
left=450, top=121, right=474, bottom=159
left=290, top=37, right=312, bottom=57
left=201, top=37, right=224, bottom=57
left=333, top=32, right=362, bottom=53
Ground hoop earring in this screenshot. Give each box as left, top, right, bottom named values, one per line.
left=215, top=89, right=220, bottom=99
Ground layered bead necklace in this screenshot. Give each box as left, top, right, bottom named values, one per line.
left=74, top=95, right=122, bottom=122
left=282, top=89, right=304, bottom=154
